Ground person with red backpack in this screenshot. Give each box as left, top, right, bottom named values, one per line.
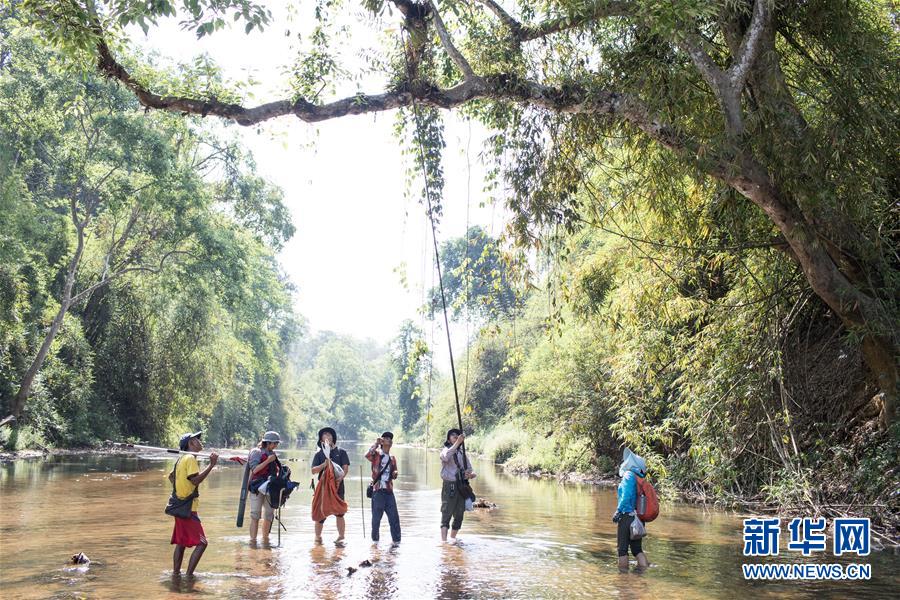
left=612, top=448, right=654, bottom=572
left=246, top=431, right=282, bottom=545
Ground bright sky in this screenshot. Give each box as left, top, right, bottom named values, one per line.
left=131, top=2, right=505, bottom=357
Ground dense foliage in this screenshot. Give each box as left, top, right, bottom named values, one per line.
left=4, top=0, right=898, bottom=536
left=291, top=331, right=398, bottom=441
left=427, top=225, right=522, bottom=322
left=28, top=0, right=893, bottom=427
left=0, top=27, right=301, bottom=448
left=425, top=197, right=898, bottom=533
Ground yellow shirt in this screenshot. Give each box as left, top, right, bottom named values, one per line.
left=174, top=455, right=200, bottom=512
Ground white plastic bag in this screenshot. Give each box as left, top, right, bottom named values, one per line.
left=465, top=497, right=474, bottom=512
left=321, top=442, right=344, bottom=479
left=630, top=515, right=646, bottom=540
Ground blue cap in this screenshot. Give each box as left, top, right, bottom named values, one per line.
left=179, top=430, right=203, bottom=451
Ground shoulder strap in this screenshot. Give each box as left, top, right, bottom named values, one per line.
left=170, top=456, right=181, bottom=494
left=373, top=454, right=391, bottom=481
left=453, top=450, right=468, bottom=471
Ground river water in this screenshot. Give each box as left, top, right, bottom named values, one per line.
left=1, top=443, right=896, bottom=599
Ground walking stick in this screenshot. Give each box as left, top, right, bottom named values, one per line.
left=359, top=464, right=366, bottom=539
left=277, top=488, right=284, bottom=546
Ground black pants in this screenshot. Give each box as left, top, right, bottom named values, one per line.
left=617, top=514, right=643, bottom=557
left=371, top=489, right=401, bottom=542
left=440, top=481, right=466, bottom=530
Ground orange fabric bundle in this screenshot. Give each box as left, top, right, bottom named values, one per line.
left=311, top=461, right=348, bottom=522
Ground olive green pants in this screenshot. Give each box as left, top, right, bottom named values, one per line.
left=440, top=480, right=466, bottom=530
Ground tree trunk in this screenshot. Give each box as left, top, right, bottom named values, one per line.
left=728, top=156, right=898, bottom=427
left=716, top=16, right=897, bottom=427
left=11, top=217, right=85, bottom=419
left=11, top=301, right=70, bottom=418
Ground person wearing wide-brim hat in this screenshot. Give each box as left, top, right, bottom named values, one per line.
left=246, top=431, right=282, bottom=544
left=311, top=426, right=350, bottom=543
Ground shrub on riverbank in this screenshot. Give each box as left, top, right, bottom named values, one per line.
left=424, top=216, right=898, bottom=542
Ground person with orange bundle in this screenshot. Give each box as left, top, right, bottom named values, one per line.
left=310, top=427, right=350, bottom=544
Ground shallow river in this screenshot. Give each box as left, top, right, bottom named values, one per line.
left=1, top=443, right=897, bottom=599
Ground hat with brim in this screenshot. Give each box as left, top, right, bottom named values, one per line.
left=619, top=447, right=647, bottom=478
left=261, top=431, right=281, bottom=443
left=317, top=427, right=337, bottom=448
left=179, top=430, right=203, bottom=451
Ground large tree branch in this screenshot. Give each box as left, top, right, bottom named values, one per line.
left=729, top=0, right=769, bottom=91
left=676, top=32, right=726, bottom=92
left=518, top=1, right=632, bottom=41
left=474, top=0, right=522, bottom=35
left=69, top=248, right=194, bottom=305
left=97, top=35, right=664, bottom=135
left=429, top=0, right=477, bottom=80
left=672, top=0, right=769, bottom=138
left=98, top=35, right=735, bottom=188
left=475, top=0, right=632, bottom=41
left=676, top=31, right=745, bottom=136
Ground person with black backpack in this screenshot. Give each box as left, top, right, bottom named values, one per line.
left=365, top=432, right=400, bottom=543
left=246, top=431, right=281, bottom=544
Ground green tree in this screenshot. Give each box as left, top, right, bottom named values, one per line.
left=25, top=0, right=897, bottom=425
left=392, top=319, right=428, bottom=432
left=1, top=25, right=300, bottom=446
left=293, top=334, right=397, bottom=439
left=428, top=226, right=521, bottom=321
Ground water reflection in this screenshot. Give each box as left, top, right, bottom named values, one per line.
left=1, top=444, right=898, bottom=599
left=435, top=544, right=472, bottom=600
left=362, top=544, right=399, bottom=599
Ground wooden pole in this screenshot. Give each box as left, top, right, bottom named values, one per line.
left=359, top=464, right=366, bottom=539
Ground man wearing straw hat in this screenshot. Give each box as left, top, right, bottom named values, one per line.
left=170, top=430, right=218, bottom=577
left=246, top=430, right=281, bottom=544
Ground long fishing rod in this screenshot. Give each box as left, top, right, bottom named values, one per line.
left=106, top=441, right=300, bottom=463
left=406, top=53, right=468, bottom=467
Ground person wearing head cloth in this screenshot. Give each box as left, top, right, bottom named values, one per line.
left=439, top=428, right=476, bottom=542
left=169, top=430, right=218, bottom=577
left=612, top=447, right=650, bottom=572
left=246, top=431, right=282, bottom=544
left=310, top=426, right=350, bottom=543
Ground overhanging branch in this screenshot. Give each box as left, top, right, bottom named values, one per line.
left=475, top=0, right=632, bottom=41
left=96, top=33, right=692, bottom=156
left=429, top=0, right=477, bottom=80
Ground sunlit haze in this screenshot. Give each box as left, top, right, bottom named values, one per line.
left=129, top=2, right=503, bottom=358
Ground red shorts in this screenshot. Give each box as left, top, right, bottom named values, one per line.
left=171, top=512, right=207, bottom=547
